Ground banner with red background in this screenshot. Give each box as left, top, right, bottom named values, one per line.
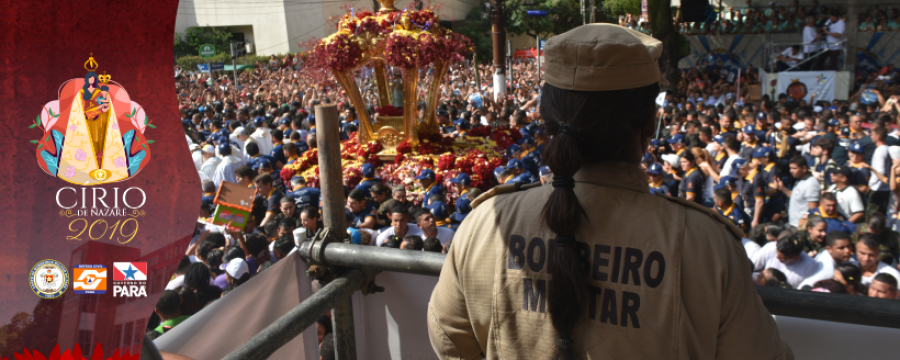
left=0, top=0, right=198, bottom=358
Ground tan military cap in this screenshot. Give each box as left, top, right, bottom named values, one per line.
left=543, top=23, right=662, bottom=91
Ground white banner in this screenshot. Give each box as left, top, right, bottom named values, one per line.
left=776, top=70, right=836, bottom=103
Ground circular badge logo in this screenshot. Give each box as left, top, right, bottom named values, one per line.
left=30, top=259, right=69, bottom=299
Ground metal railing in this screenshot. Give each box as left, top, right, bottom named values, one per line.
left=766, top=39, right=848, bottom=72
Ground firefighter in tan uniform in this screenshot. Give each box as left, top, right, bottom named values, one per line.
left=427, top=24, right=793, bottom=360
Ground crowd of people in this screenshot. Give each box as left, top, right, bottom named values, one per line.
left=149, top=39, right=900, bottom=346
left=666, top=1, right=900, bottom=35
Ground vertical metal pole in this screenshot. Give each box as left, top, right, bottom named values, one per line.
left=231, top=42, right=238, bottom=87
left=536, top=35, right=541, bottom=83
left=314, top=104, right=357, bottom=360
left=491, top=0, right=507, bottom=102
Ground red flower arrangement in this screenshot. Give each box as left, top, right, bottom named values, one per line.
left=7, top=343, right=139, bottom=360
left=408, top=10, right=437, bottom=28
left=385, top=32, right=419, bottom=69
left=396, top=139, right=413, bottom=154
left=466, top=125, right=493, bottom=137
left=438, top=153, right=456, bottom=171
left=315, top=33, right=363, bottom=72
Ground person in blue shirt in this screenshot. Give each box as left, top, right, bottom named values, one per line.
left=415, top=169, right=445, bottom=206
left=808, top=192, right=856, bottom=234
left=437, top=110, right=454, bottom=134
left=449, top=173, right=474, bottom=225
left=714, top=187, right=747, bottom=233
left=846, top=142, right=871, bottom=194
left=647, top=163, right=672, bottom=196
left=270, top=129, right=288, bottom=165
left=504, top=159, right=538, bottom=184
left=740, top=125, right=762, bottom=159
left=718, top=175, right=749, bottom=220
left=356, top=163, right=381, bottom=197
left=210, top=120, right=229, bottom=141
left=345, top=188, right=376, bottom=229
left=246, top=142, right=282, bottom=171
left=678, top=151, right=706, bottom=204
left=287, top=176, right=321, bottom=210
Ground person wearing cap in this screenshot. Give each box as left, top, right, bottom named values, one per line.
left=415, top=169, right=445, bottom=206
left=828, top=165, right=865, bottom=223
left=740, top=125, right=762, bottom=159
left=538, top=166, right=553, bottom=185
left=212, top=143, right=243, bottom=189
left=647, top=163, right=672, bottom=196
left=254, top=172, right=284, bottom=228
left=424, top=198, right=452, bottom=228
left=199, top=145, right=221, bottom=180
left=287, top=176, right=321, bottom=210
left=668, top=133, right=687, bottom=158
left=428, top=24, right=791, bottom=360
left=250, top=116, right=274, bottom=157
left=448, top=173, right=474, bottom=225
left=714, top=187, right=748, bottom=233
left=846, top=141, right=872, bottom=195
left=225, top=258, right=251, bottom=286
left=356, top=163, right=382, bottom=197
left=504, top=159, right=538, bottom=185
left=807, top=137, right=838, bottom=189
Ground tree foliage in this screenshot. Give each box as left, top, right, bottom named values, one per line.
left=174, top=27, right=234, bottom=58
left=505, top=0, right=583, bottom=38
left=601, top=0, right=642, bottom=18
left=457, top=7, right=493, bottom=64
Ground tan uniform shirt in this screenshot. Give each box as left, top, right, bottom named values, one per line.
left=428, top=162, right=793, bottom=360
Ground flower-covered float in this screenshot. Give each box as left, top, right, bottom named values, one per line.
left=281, top=0, right=524, bottom=206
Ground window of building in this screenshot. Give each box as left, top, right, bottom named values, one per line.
left=81, top=294, right=98, bottom=313
left=77, top=330, right=93, bottom=357
left=112, top=324, right=123, bottom=349
left=123, top=321, right=134, bottom=346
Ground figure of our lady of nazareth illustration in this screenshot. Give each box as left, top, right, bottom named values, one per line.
left=34, top=54, right=152, bottom=185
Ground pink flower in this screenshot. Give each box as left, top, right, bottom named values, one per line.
left=75, top=149, right=86, bottom=161
left=112, top=123, right=119, bottom=130
left=69, top=125, right=77, bottom=132
left=113, top=157, right=126, bottom=168
left=65, top=166, right=76, bottom=178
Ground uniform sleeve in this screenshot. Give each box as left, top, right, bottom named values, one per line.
left=754, top=174, right=767, bottom=199
left=267, top=193, right=281, bottom=213
left=696, top=219, right=794, bottom=359
left=428, top=222, right=486, bottom=360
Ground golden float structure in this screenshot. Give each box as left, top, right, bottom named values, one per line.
left=315, top=0, right=468, bottom=160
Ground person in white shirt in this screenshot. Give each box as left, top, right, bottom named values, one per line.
left=742, top=237, right=762, bottom=259
left=828, top=166, right=865, bottom=223
left=775, top=156, right=821, bottom=227
left=797, top=231, right=854, bottom=289
left=375, top=205, right=422, bottom=246
left=199, top=145, right=221, bottom=180
left=212, top=144, right=243, bottom=188
left=801, top=16, right=822, bottom=71
left=818, top=11, right=845, bottom=70
left=756, top=235, right=820, bottom=289
left=413, top=208, right=455, bottom=246
left=190, top=144, right=203, bottom=171
left=853, top=234, right=900, bottom=287
left=250, top=117, right=274, bottom=157
left=866, top=127, right=891, bottom=218
left=774, top=45, right=804, bottom=72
